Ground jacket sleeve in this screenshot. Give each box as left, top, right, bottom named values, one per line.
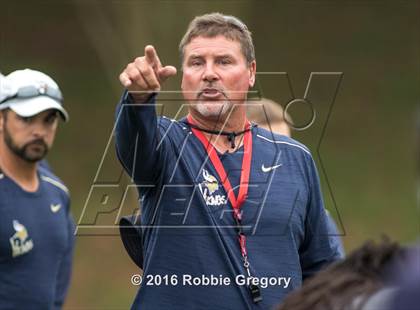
left=325, top=211, right=345, bottom=258
left=114, top=91, right=168, bottom=186
left=54, top=204, right=75, bottom=309
left=299, top=154, right=343, bottom=280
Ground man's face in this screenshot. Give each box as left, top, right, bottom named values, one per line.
left=181, top=35, right=256, bottom=118
left=0, top=109, right=59, bottom=162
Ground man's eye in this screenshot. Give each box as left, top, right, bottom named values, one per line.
left=45, top=114, right=58, bottom=124
left=191, top=61, right=202, bottom=66
left=20, top=117, right=32, bottom=123
left=219, top=59, right=232, bottom=65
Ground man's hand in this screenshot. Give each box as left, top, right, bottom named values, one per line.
left=119, top=45, right=177, bottom=102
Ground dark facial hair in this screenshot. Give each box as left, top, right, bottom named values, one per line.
left=3, top=122, right=49, bottom=163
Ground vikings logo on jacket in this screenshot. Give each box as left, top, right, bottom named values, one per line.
left=198, top=169, right=227, bottom=206
left=9, top=220, right=34, bottom=257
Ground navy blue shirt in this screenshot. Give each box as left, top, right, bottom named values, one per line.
left=115, top=92, right=342, bottom=309
left=0, top=166, right=75, bottom=309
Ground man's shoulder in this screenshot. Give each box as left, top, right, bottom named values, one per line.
left=254, top=126, right=311, bottom=157
left=38, top=166, right=70, bottom=197
left=156, top=115, right=191, bottom=140
left=157, top=115, right=188, bottom=129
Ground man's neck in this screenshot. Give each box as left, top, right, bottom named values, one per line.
left=188, top=107, right=248, bottom=153
left=0, top=143, right=39, bottom=192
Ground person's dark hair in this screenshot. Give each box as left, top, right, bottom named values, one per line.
left=277, top=237, right=407, bottom=310
left=179, top=12, right=255, bottom=65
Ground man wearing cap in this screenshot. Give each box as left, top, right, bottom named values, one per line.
left=115, top=13, right=341, bottom=309
left=0, top=69, right=74, bottom=309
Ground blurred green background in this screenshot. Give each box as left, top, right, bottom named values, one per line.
left=1, top=0, right=419, bottom=309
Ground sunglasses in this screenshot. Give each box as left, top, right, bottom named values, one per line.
left=0, top=84, right=63, bottom=104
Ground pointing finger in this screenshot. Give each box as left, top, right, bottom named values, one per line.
left=145, top=45, right=162, bottom=69
left=139, top=60, right=161, bottom=91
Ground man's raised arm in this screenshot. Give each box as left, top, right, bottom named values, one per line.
left=115, top=45, right=177, bottom=185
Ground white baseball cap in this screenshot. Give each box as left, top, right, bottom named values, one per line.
left=0, top=69, right=69, bottom=121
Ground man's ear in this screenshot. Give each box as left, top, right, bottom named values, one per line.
left=248, top=60, right=256, bottom=88
left=0, top=110, right=7, bottom=134
left=0, top=112, right=4, bottom=133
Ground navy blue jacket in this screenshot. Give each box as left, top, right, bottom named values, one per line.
left=115, top=92, right=342, bottom=309
left=0, top=166, right=74, bottom=309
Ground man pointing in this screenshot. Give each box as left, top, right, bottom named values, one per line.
left=116, top=13, right=341, bottom=309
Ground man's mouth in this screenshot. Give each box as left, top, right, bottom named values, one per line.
left=198, top=88, right=224, bottom=100
left=26, top=140, right=47, bottom=152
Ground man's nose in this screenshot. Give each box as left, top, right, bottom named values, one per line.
left=202, top=63, right=219, bottom=82
left=31, top=123, right=48, bottom=138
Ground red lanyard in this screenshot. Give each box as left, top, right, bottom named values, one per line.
left=188, top=114, right=263, bottom=303
left=187, top=115, right=252, bottom=257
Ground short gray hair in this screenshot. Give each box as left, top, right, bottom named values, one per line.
left=179, top=12, right=255, bottom=65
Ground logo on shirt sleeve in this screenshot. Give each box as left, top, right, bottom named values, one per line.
left=198, top=169, right=227, bottom=206
left=9, top=220, right=34, bottom=257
